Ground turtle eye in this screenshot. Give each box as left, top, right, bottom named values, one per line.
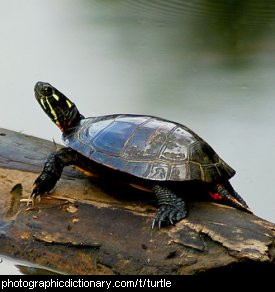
left=41, top=85, right=53, bottom=96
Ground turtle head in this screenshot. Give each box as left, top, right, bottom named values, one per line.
left=34, top=81, right=84, bottom=132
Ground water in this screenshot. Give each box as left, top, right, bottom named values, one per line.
left=0, top=255, right=61, bottom=275
left=0, top=0, right=274, bottom=274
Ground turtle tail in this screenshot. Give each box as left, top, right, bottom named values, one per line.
left=210, top=182, right=252, bottom=214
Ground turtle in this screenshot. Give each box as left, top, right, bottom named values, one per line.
left=31, top=81, right=251, bottom=228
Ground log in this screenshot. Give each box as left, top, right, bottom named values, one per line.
left=0, top=128, right=274, bottom=275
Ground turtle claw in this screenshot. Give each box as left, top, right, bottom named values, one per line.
left=29, top=171, right=57, bottom=204
left=22, top=182, right=48, bottom=208
left=151, top=218, right=162, bottom=229
left=152, top=206, right=170, bottom=229
left=28, top=185, right=42, bottom=206
left=152, top=204, right=186, bottom=229
left=28, top=193, right=41, bottom=206
left=27, top=196, right=35, bottom=207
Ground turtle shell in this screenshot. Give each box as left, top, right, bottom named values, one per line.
left=62, top=114, right=235, bottom=182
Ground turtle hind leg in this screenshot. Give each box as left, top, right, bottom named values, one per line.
left=213, top=182, right=252, bottom=213
left=31, top=147, right=80, bottom=201
left=152, top=184, right=187, bottom=229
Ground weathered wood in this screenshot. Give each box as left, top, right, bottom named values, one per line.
left=0, top=128, right=274, bottom=274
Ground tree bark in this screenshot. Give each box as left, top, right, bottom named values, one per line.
left=0, top=128, right=274, bottom=275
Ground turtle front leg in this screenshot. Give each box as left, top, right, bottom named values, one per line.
left=152, top=185, right=187, bottom=228
left=30, top=147, right=80, bottom=202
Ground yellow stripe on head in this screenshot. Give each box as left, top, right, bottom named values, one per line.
left=52, top=94, right=59, bottom=101
left=66, top=99, right=73, bottom=108
left=40, top=99, right=47, bottom=110
left=45, top=98, right=58, bottom=122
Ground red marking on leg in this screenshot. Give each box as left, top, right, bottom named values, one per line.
left=209, top=192, right=223, bottom=200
